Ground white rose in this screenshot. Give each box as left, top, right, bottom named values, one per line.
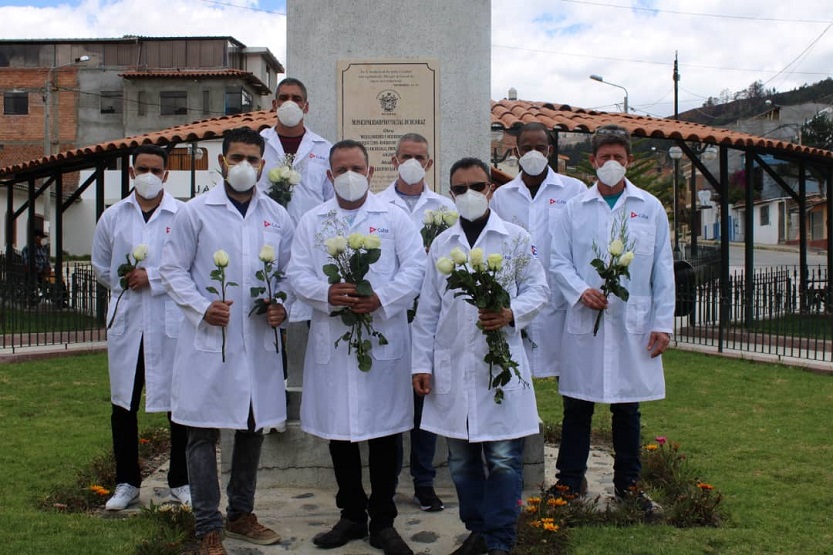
left=132, top=244, right=149, bottom=262
left=436, top=257, right=455, bottom=275
left=423, top=210, right=435, bottom=225
left=213, top=249, right=230, bottom=268
left=620, top=251, right=635, bottom=267
left=288, top=170, right=302, bottom=185
left=280, top=166, right=292, bottom=180
left=449, top=247, right=467, bottom=265
left=325, top=236, right=347, bottom=256
left=267, top=167, right=283, bottom=183
left=442, top=211, right=459, bottom=227
left=433, top=211, right=445, bottom=226
left=258, top=244, right=276, bottom=263
left=608, top=239, right=624, bottom=257
left=486, top=253, right=503, bottom=271
left=364, top=234, right=381, bottom=249
left=469, top=248, right=485, bottom=269
left=347, top=233, right=365, bottom=250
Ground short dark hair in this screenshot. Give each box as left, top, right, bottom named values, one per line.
left=395, top=133, right=429, bottom=156
left=449, top=157, right=491, bottom=185
left=591, top=125, right=632, bottom=156
left=276, top=77, right=308, bottom=101
left=518, top=122, right=551, bottom=143
left=329, top=139, right=368, bottom=166
left=222, top=127, right=265, bottom=156
left=132, top=144, right=168, bottom=166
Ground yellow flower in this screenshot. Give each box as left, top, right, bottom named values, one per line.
left=258, top=244, right=276, bottom=263
left=363, top=234, right=382, bottom=250
left=608, top=239, right=624, bottom=256
left=324, top=236, right=347, bottom=256
left=436, top=257, right=455, bottom=275
left=347, top=233, right=365, bottom=250
left=449, top=247, right=467, bottom=265
left=547, top=497, right=567, bottom=507
left=267, top=167, right=284, bottom=183
left=527, top=496, right=542, bottom=504
left=486, top=253, right=503, bottom=271
left=213, top=249, right=229, bottom=268
left=469, top=248, right=485, bottom=269
left=543, top=522, right=559, bottom=532
left=645, top=443, right=658, bottom=451
left=442, top=211, right=459, bottom=226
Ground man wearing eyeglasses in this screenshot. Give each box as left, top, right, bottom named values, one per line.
left=411, top=157, right=548, bottom=555
left=376, top=133, right=454, bottom=514
left=549, top=124, right=674, bottom=515
left=490, top=122, right=586, bottom=379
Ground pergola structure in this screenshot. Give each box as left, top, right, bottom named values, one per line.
left=1, top=102, right=831, bottom=348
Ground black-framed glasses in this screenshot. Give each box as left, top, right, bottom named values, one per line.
left=450, top=182, right=490, bottom=196
left=594, top=127, right=629, bottom=137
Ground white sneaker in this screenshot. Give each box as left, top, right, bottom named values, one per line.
left=105, top=483, right=139, bottom=511
left=170, top=485, right=191, bottom=507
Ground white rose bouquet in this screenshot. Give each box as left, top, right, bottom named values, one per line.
left=323, top=233, right=387, bottom=372
left=435, top=246, right=527, bottom=404
left=249, top=244, right=287, bottom=356
left=267, top=153, right=302, bottom=208
left=205, top=249, right=237, bottom=362
left=590, top=210, right=635, bottom=336
left=420, top=208, right=458, bottom=249
left=107, top=244, right=149, bottom=330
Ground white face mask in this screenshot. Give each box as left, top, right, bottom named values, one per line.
left=398, top=158, right=426, bottom=185
left=596, top=160, right=627, bottom=186
left=518, top=150, right=549, bottom=176
left=133, top=172, right=164, bottom=199
left=277, top=100, right=304, bottom=127
left=226, top=161, right=258, bottom=192
left=454, top=189, right=489, bottom=221
left=333, top=170, right=369, bottom=202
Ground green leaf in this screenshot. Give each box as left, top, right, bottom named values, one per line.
left=365, top=249, right=381, bottom=264
left=356, top=279, right=374, bottom=297
left=377, top=333, right=388, bottom=346
left=340, top=310, right=358, bottom=326
left=250, top=286, right=266, bottom=298
left=226, top=281, right=238, bottom=288
left=255, top=270, right=265, bottom=281
left=205, top=286, right=219, bottom=295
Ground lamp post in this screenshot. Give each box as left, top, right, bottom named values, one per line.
left=689, top=144, right=718, bottom=257
left=668, top=145, right=683, bottom=259
left=589, top=74, right=629, bottom=113
left=490, top=123, right=510, bottom=168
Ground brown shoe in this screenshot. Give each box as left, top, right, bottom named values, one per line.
left=225, top=512, right=281, bottom=545
left=199, top=530, right=227, bottom=555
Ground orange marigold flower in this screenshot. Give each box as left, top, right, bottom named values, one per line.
left=525, top=505, right=538, bottom=514
left=543, top=522, right=559, bottom=532
left=139, top=438, right=150, bottom=444
left=527, top=496, right=541, bottom=504
left=697, top=482, right=714, bottom=490
left=529, top=519, right=542, bottom=528
left=645, top=444, right=658, bottom=451
left=547, top=497, right=568, bottom=507
left=97, top=488, right=110, bottom=496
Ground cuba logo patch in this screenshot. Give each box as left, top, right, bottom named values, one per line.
left=368, top=226, right=390, bottom=235
left=630, top=211, right=649, bottom=221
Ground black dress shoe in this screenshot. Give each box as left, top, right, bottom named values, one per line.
left=451, top=531, right=487, bottom=555
left=368, top=527, right=413, bottom=555
left=312, top=518, right=367, bottom=549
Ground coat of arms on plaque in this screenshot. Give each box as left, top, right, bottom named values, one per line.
left=377, top=90, right=400, bottom=113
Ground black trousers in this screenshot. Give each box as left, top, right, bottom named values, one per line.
left=329, top=433, right=400, bottom=533
left=111, top=339, right=188, bottom=488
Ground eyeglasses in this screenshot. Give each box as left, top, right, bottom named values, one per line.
left=450, top=182, right=490, bottom=196
left=594, top=127, right=629, bottom=137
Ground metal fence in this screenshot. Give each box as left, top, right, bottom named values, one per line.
left=675, top=263, right=832, bottom=362
left=0, top=252, right=107, bottom=350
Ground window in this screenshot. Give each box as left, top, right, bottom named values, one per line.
left=202, top=90, right=210, bottom=115
left=100, top=91, right=123, bottom=114
left=3, top=91, right=28, bottom=115
left=760, top=205, right=770, bottom=226
left=137, top=91, right=147, bottom=116
left=160, top=91, right=188, bottom=115
left=167, top=147, right=209, bottom=171
left=224, top=88, right=252, bottom=115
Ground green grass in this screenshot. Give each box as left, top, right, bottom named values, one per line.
left=0, top=354, right=167, bottom=555
left=1, top=351, right=832, bottom=554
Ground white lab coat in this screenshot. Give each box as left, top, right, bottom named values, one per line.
left=92, top=192, right=185, bottom=412
left=411, top=212, right=549, bottom=442
left=257, top=125, right=333, bottom=226
left=375, top=180, right=455, bottom=227
left=490, top=168, right=586, bottom=377
left=160, top=185, right=294, bottom=429
left=286, top=194, right=426, bottom=442
left=550, top=180, right=675, bottom=404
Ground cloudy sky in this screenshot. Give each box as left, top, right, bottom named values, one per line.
left=3, top=0, right=832, bottom=117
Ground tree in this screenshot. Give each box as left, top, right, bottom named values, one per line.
left=801, top=111, right=833, bottom=150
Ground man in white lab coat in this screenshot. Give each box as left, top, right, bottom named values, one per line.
left=376, top=133, right=454, bottom=513
left=92, top=144, right=189, bottom=511
left=257, top=77, right=333, bottom=226
left=412, top=157, right=549, bottom=555
left=490, top=122, right=586, bottom=378
left=549, top=125, right=674, bottom=511
left=286, top=140, right=425, bottom=555
left=161, top=127, right=292, bottom=555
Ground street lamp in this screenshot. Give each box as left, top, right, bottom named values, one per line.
left=668, top=145, right=683, bottom=258
left=589, top=74, right=629, bottom=113
left=689, top=144, right=717, bottom=258
left=490, top=123, right=511, bottom=168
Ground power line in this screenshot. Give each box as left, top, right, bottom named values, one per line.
left=196, top=0, right=286, bottom=16
left=763, top=21, right=833, bottom=88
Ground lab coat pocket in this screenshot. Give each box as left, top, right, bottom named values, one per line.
left=370, top=319, right=403, bottom=361
left=311, top=323, right=331, bottom=364
left=566, top=303, right=596, bottom=335
left=194, top=320, right=223, bottom=352
left=432, top=349, right=452, bottom=395
left=625, top=296, right=652, bottom=334
left=165, top=301, right=184, bottom=338
left=632, top=225, right=656, bottom=256
left=106, top=291, right=127, bottom=336
left=501, top=334, right=526, bottom=391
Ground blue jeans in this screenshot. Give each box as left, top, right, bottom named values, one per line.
left=186, top=415, right=264, bottom=537
left=447, top=437, right=525, bottom=553
left=410, top=392, right=437, bottom=488
left=555, top=396, right=642, bottom=495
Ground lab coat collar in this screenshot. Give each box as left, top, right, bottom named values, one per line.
left=445, top=209, right=510, bottom=248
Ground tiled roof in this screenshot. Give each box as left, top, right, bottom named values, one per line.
left=491, top=100, right=833, bottom=160
left=120, top=69, right=271, bottom=95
